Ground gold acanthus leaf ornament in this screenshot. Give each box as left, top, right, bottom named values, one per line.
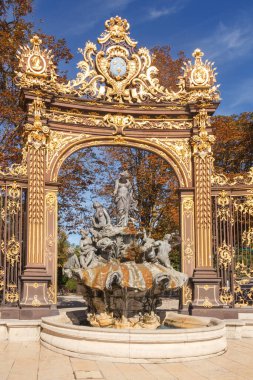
left=15, top=17, right=220, bottom=105
left=4, top=235, right=21, bottom=266
left=192, top=109, right=215, bottom=159
left=24, top=97, right=50, bottom=149
left=212, top=166, right=253, bottom=187
left=5, top=283, right=19, bottom=303
left=217, top=241, right=235, bottom=269
left=103, top=114, right=134, bottom=134
left=98, top=16, right=137, bottom=46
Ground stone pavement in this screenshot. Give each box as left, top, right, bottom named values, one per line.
left=0, top=339, right=253, bottom=380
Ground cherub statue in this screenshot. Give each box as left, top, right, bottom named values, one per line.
left=154, top=233, right=180, bottom=268
left=63, top=247, right=80, bottom=277
left=79, top=229, right=98, bottom=269
left=92, top=202, right=111, bottom=230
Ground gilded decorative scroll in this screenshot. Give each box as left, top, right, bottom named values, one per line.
left=5, top=236, right=20, bottom=266
left=242, top=227, right=253, bottom=247
left=181, top=198, right=195, bottom=265
left=147, top=138, right=192, bottom=180
left=0, top=267, right=4, bottom=291
left=45, top=190, right=58, bottom=304
left=7, top=182, right=21, bottom=215
left=181, top=195, right=195, bottom=306
left=15, top=17, right=220, bottom=105
left=46, top=131, right=91, bottom=174
left=212, top=166, right=253, bottom=186
left=45, top=192, right=57, bottom=214
left=217, top=241, right=234, bottom=269
left=103, top=114, right=134, bottom=135
left=45, top=108, right=192, bottom=131
left=5, top=283, right=19, bottom=303
left=183, top=285, right=193, bottom=305
left=234, top=190, right=253, bottom=216
left=217, top=190, right=230, bottom=221
left=219, top=287, right=234, bottom=305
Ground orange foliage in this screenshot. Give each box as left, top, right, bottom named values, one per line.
left=212, top=113, right=253, bottom=175
left=0, top=0, right=73, bottom=167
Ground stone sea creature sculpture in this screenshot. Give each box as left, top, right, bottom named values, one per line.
left=87, top=312, right=115, bottom=328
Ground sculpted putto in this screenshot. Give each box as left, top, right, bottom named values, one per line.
left=79, top=229, right=98, bottom=268
left=92, top=202, right=111, bottom=229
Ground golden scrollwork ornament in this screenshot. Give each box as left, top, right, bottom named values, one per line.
left=103, top=114, right=134, bottom=135
left=219, top=287, right=234, bottom=305
left=5, top=235, right=20, bottom=266
left=0, top=266, right=4, bottom=291
left=217, top=241, right=234, bottom=269
left=217, top=190, right=230, bottom=221
left=15, top=16, right=220, bottom=105
left=5, top=283, right=19, bottom=303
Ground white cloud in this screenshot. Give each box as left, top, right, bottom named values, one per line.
left=229, top=77, right=253, bottom=108
left=145, top=0, right=187, bottom=21
left=196, top=20, right=253, bottom=64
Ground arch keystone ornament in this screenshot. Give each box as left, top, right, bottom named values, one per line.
left=0, top=15, right=227, bottom=319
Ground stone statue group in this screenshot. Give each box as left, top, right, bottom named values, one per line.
left=64, top=170, right=179, bottom=274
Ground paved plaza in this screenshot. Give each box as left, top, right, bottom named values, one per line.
left=0, top=338, right=253, bottom=380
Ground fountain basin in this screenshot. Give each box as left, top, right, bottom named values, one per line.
left=40, top=310, right=227, bottom=363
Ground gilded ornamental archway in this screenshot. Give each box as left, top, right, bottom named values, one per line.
left=0, top=16, right=229, bottom=318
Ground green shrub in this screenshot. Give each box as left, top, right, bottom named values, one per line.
left=65, top=278, right=77, bottom=292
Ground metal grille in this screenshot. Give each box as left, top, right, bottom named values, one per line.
left=0, top=182, right=27, bottom=305
left=212, top=190, right=253, bottom=307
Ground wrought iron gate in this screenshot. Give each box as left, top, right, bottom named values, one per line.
left=0, top=181, right=27, bottom=305
left=212, top=189, right=253, bottom=307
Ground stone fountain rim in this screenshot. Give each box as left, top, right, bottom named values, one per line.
left=41, top=309, right=225, bottom=335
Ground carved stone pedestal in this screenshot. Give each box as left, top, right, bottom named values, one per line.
left=20, top=274, right=52, bottom=308
left=191, top=268, right=222, bottom=309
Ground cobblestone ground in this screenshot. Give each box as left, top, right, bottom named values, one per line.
left=0, top=339, right=253, bottom=380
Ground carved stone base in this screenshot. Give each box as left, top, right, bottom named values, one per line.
left=0, top=306, right=59, bottom=320
left=20, top=275, right=52, bottom=308
left=190, top=268, right=222, bottom=309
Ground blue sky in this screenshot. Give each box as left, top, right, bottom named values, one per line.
left=31, top=0, right=253, bottom=115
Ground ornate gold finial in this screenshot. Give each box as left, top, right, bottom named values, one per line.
left=15, top=34, right=57, bottom=91
left=98, top=15, right=137, bottom=47
left=192, top=48, right=204, bottom=60
left=179, top=48, right=220, bottom=102
left=30, top=35, right=42, bottom=47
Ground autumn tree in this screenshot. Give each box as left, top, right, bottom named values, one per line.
left=151, top=46, right=186, bottom=91
left=212, top=113, right=253, bottom=175
left=0, top=0, right=73, bottom=168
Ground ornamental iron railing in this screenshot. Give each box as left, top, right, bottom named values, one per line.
left=0, top=181, right=27, bottom=305
left=212, top=190, right=253, bottom=307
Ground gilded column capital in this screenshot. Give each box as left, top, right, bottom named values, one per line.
left=191, top=109, right=215, bottom=159
left=24, top=97, right=50, bottom=149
